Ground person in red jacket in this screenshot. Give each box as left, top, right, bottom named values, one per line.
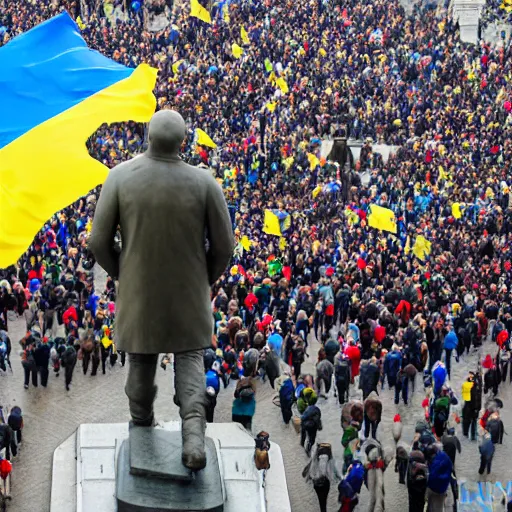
left=345, top=341, right=361, bottom=384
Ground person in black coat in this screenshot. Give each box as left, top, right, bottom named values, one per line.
left=334, top=355, right=351, bottom=404
left=0, top=423, right=16, bottom=460
left=34, top=338, right=51, bottom=387
left=60, top=338, right=77, bottom=391
left=7, top=406, right=23, bottom=445
left=301, top=403, right=322, bottom=455
left=359, top=358, right=380, bottom=400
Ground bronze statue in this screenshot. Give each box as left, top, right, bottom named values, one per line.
left=89, top=110, right=234, bottom=470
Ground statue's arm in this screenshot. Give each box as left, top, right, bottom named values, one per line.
left=205, top=176, right=234, bottom=285
left=89, top=171, right=120, bottom=279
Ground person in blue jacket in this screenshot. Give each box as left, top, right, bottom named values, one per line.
left=205, top=361, right=222, bottom=423
left=382, top=345, right=402, bottom=389
left=426, top=449, right=453, bottom=510
left=443, top=328, right=458, bottom=379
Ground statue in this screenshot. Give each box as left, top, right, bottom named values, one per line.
left=89, top=110, right=234, bottom=473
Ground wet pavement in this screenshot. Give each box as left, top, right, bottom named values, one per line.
left=2, top=268, right=512, bottom=511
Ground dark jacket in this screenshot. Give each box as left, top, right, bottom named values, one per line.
left=301, top=404, right=322, bottom=431
left=479, top=435, right=495, bottom=459
left=34, top=342, right=51, bottom=367
left=359, top=361, right=380, bottom=395
left=487, top=418, right=504, bottom=444
left=335, top=358, right=351, bottom=383
left=470, top=374, right=482, bottom=412
left=383, top=350, right=402, bottom=387
left=441, top=434, right=461, bottom=465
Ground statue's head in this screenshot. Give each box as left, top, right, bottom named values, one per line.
left=147, top=110, right=186, bottom=158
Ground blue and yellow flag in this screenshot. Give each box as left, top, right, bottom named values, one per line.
left=0, top=13, right=157, bottom=268
left=263, top=210, right=282, bottom=237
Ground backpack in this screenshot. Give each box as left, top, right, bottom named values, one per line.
left=335, top=360, right=349, bottom=383
left=313, top=455, right=330, bottom=486
left=279, top=378, right=295, bottom=404
left=418, top=430, right=436, bottom=453
left=408, top=459, right=428, bottom=486
left=295, top=382, right=306, bottom=400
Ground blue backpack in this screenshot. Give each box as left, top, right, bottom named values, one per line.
left=279, top=378, right=295, bottom=404
left=295, top=382, right=306, bottom=400
left=205, top=370, right=220, bottom=394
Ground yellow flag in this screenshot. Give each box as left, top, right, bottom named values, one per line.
left=241, top=26, right=250, bottom=44
left=76, top=16, right=86, bottom=30
left=266, top=101, right=277, bottom=112
left=283, top=156, right=294, bottom=169
left=412, top=235, right=431, bottom=261
left=307, top=153, right=320, bottom=170
left=263, top=210, right=282, bottom=236
left=279, top=237, right=287, bottom=251
left=196, top=128, right=217, bottom=148
left=312, top=185, right=323, bottom=199
left=232, top=43, right=243, bottom=59
left=438, top=165, right=448, bottom=181
left=368, top=204, right=397, bottom=234
left=276, top=77, right=289, bottom=93
left=172, top=59, right=184, bottom=74
left=190, top=0, right=211, bottom=24
left=452, top=202, right=462, bottom=219
left=240, top=236, right=252, bottom=251
left=223, top=4, right=230, bottom=22
left=404, top=235, right=411, bottom=255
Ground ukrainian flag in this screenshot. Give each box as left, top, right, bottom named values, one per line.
left=0, top=12, right=157, bottom=268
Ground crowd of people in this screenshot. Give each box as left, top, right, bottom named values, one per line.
left=2, top=0, right=512, bottom=509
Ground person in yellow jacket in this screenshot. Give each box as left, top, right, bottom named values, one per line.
left=461, top=372, right=476, bottom=439
left=100, top=325, right=113, bottom=375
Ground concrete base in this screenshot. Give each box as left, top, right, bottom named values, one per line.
left=50, top=422, right=291, bottom=512
left=117, top=436, right=224, bottom=512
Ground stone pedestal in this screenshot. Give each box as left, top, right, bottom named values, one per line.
left=50, top=422, right=291, bottom=512
left=117, top=430, right=224, bottom=512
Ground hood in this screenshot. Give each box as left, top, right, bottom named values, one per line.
left=428, top=452, right=452, bottom=494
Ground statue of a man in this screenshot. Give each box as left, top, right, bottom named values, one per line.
left=89, top=110, right=234, bottom=470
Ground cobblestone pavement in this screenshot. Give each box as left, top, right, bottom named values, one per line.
left=2, top=268, right=512, bottom=511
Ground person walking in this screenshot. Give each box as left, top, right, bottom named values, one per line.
left=407, top=449, right=428, bottom=512
left=278, top=376, right=295, bottom=425
left=61, top=338, right=77, bottom=391
left=363, top=392, right=382, bottom=440
left=34, top=337, right=50, bottom=387
left=441, top=428, right=461, bottom=511
left=478, top=430, right=495, bottom=475
left=232, top=377, right=256, bottom=431
left=302, top=443, right=340, bottom=512
left=426, top=449, right=453, bottom=511
left=300, top=400, right=322, bottom=455
left=291, top=336, right=305, bottom=379
left=205, top=361, right=222, bottom=423
left=21, top=337, right=38, bottom=389
left=443, top=328, right=458, bottom=379
left=334, top=353, right=351, bottom=404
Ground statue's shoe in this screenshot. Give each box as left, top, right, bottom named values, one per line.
left=182, top=446, right=207, bottom=471
left=182, top=424, right=207, bottom=471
